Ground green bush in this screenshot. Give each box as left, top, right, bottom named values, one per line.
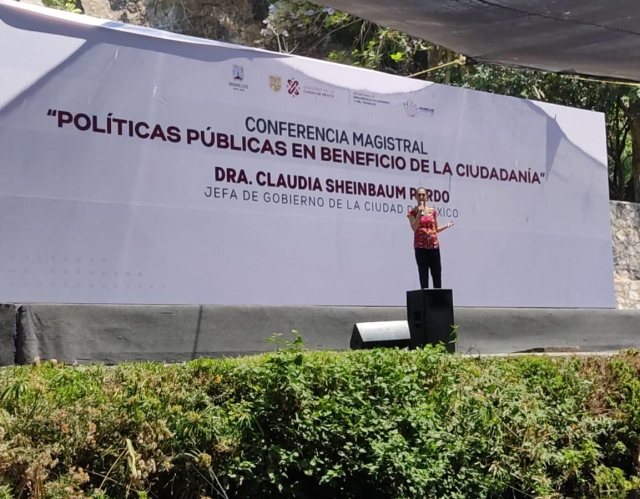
left=1, top=344, right=640, bottom=498
left=41, top=0, right=82, bottom=14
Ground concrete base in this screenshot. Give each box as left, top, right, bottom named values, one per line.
left=454, top=308, right=640, bottom=354
left=0, top=304, right=639, bottom=365
left=16, top=304, right=202, bottom=364
left=14, top=304, right=406, bottom=364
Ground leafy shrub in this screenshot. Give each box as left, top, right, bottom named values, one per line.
left=1, top=343, right=640, bottom=498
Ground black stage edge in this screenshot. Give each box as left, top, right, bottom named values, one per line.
left=1, top=303, right=640, bottom=365
left=0, top=304, right=17, bottom=366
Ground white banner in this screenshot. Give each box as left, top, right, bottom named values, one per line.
left=0, top=1, right=615, bottom=307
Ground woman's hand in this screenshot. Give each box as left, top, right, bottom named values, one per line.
left=435, top=218, right=454, bottom=233
left=408, top=206, right=421, bottom=232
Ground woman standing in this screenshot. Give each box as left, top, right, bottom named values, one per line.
left=407, top=188, right=454, bottom=288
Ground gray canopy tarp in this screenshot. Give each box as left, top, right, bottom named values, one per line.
left=322, top=0, right=640, bottom=82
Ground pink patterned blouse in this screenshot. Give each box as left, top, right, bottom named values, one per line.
left=408, top=208, right=439, bottom=249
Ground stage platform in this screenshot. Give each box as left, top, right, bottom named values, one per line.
left=0, top=304, right=639, bottom=365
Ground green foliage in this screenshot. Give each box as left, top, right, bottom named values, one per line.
left=266, top=329, right=305, bottom=352
left=2, top=349, right=640, bottom=497
left=260, top=0, right=431, bottom=75
left=42, top=0, right=82, bottom=14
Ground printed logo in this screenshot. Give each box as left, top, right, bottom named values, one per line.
left=403, top=99, right=435, bottom=117
left=229, top=65, right=248, bottom=92
left=232, top=65, right=244, bottom=81
left=287, top=78, right=300, bottom=97
left=270, top=76, right=333, bottom=99
left=269, top=75, right=282, bottom=92
left=403, top=100, right=419, bottom=117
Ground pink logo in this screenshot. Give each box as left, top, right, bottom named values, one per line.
left=287, top=78, right=300, bottom=97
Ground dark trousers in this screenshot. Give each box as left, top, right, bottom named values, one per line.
left=414, top=248, right=442, bottom=289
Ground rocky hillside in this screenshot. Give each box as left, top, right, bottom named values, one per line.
left=17, top=0, right=268, bottom=47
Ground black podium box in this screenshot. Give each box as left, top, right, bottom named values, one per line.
left=406, top=289, right=456, bottom=352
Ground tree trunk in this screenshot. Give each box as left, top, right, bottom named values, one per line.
left=631, top=117, right=640, bottom=203
left=618, top=159, right=626, bottom=200
left=444, top=50, right=454, bottom=85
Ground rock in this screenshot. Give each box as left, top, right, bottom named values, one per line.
left=78, top=0, right=265, bottom=46
left=611, top=201, right=640, bottom=309
left=80, top=0, right=147, bottom=24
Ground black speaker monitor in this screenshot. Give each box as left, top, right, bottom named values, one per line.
left=406, top=289, right=455, bottom=352
left=350, top=321, right=411, bottom=350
